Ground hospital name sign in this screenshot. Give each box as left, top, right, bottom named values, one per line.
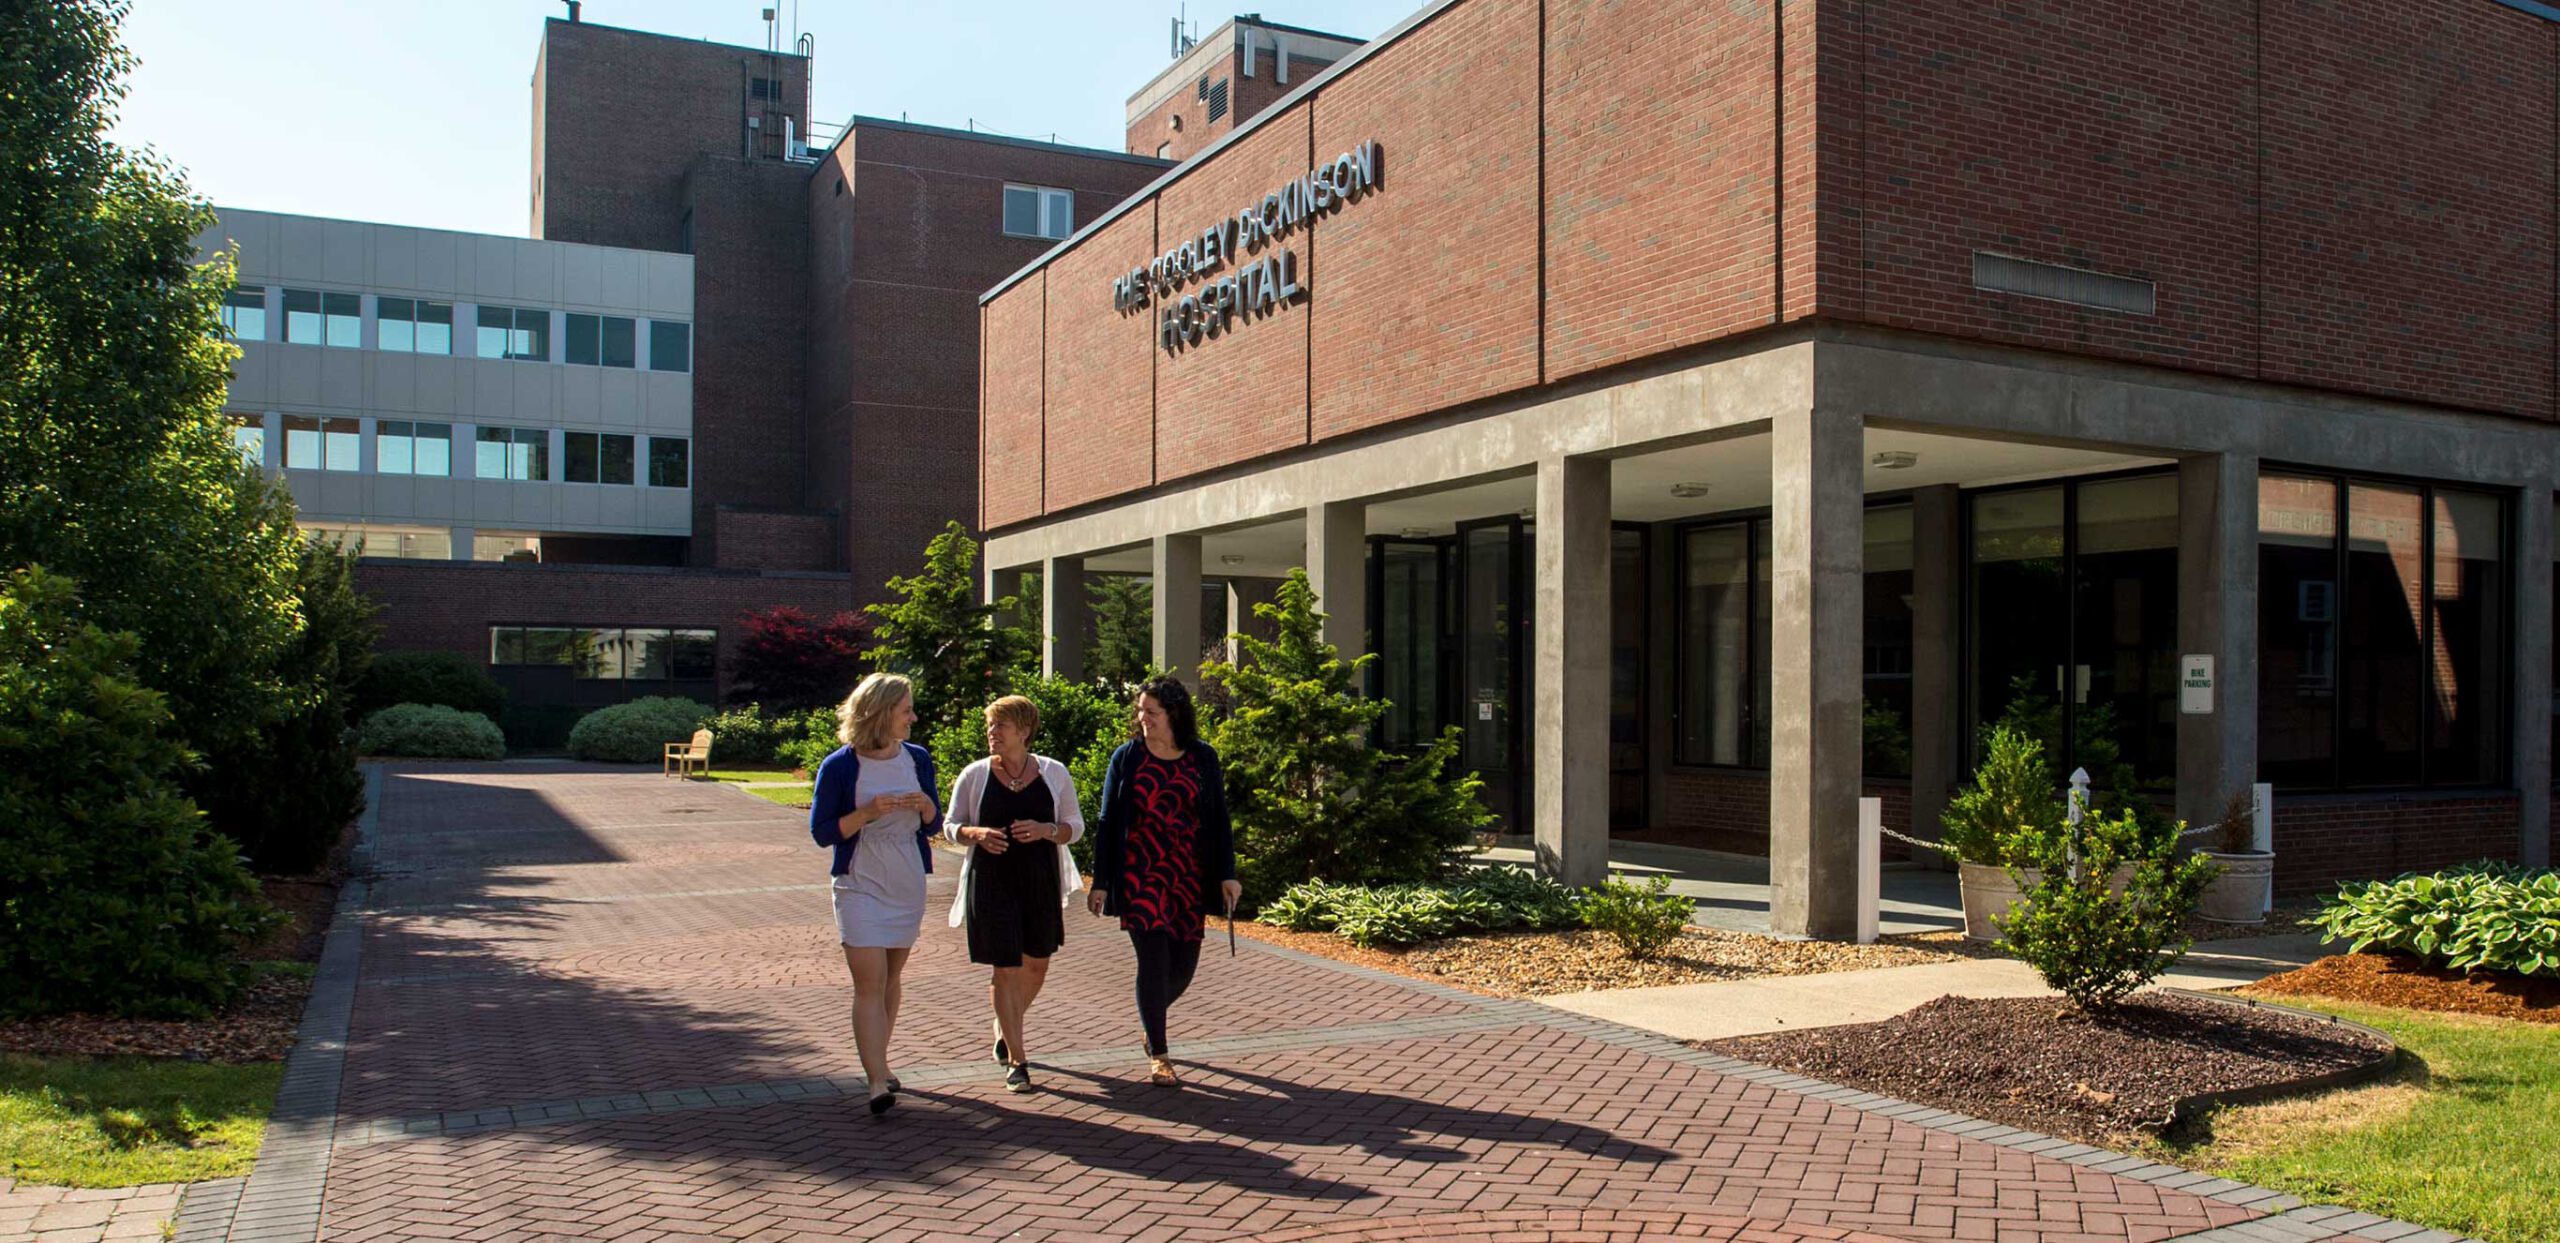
left=1110, top=139, right=1382, bottom=355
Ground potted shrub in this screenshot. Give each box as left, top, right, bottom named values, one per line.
left=2196, top=789, right=2274, bottom=924
left=1941, top=724, right=2065, bottom=941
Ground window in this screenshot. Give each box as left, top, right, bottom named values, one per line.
left=564, top=431, right=635, bottom=485
left=283, top=289, right=361, bottom=347
left=229, top=415, right=266, bottom=468
left=473, top=534, right=542, bottom=562
left=221, top=288, right=266, bottom=340
left=2259, top=472, right=2509, bottom=791
left=489, top=626, right=716, bottom=682
left=647, top=437, right=690, bottom=488
left=376, top=421, right=451, bottom=476
left=474, top=305, right=550, bottom=361
left=1863, top=505, right=1916, bottom=779
left=1674, top=519, right=1771, bottom=767
left=564, top=314, right=636, bottom=368
left=299, top=523, right=450, bottom=559
left=474, top=426, right=549, bottom=481
left=648, top=321, right=691, bottom=373
left=1002, top=184, right=1074, bottom=240
left=281, top=415, right=360, bottom=471
left=750, top=75, right=783, bottom=101
left=377, top=298, right=453, bottom=354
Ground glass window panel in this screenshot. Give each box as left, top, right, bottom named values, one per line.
left=601, top=433, right=634, bottom=485
left=322, top=417, right=360, bottom=471
left=2258, top=473, right=2339, bottom=788
left=222, top=289, right=266, bottom=340
left=2341, top=482, right=2426, bottom=788
left=574, top=628, right=623, bottom=680
left=414, top=301, right=451, bottom=354
left=491, top=627, right=525, bottom=665
left=284, top=288, right=322, bottom=344
left=648, top=437, right=689, bottom=488
left=649, top=321, right=690, bottom=372
left=475, top=305, right=512, bottom=358
left=521, top=627, right=574, bottom=666
left=1003, top=185, right=1040, bottom=237
left=412, top=423, right=449, bottom=476
left=510, top=427, right=547, bottom=481
left=514, top=308, right=550, bottom=361
left=475, top=426, right=510, bottom=479
left=1677, top=524, right=1751, bottom=767
left=1969, top=487, right=2069, bottom=761
left=282, top=415, right=322, bottom=469
left=230, top=417, right=265, bottom=468
left=322, top=292, right=361, bottom=348
left=2073, top=475, right=2180, bottom=787
left=1042, top=189, right=1074, bottom=240
left=671, top=630, right=717, bottom=681
left=565, top=313, right=599, bottom=366
left=1376, top=543, right=1444, bottom=749
left=624, top=629, right=672, bottom=680
left=601, top=316, right=635, bottom=368
left=378, top=420, right=413, bottom=474
left=1460, top=526, right=1515, bottom=776
left=378, top=297, right=414, bottom=352
left=1863, top=505, right=1916, bottom=780
left=564, top=431, right=599, bottom=483
left=2427, top=489, right=2506, bottom=785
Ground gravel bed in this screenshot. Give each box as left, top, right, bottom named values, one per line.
left=1705, top=991, right=2394, bottom=1144
left=1237, top=921, right=2001, bottom=998
left=2249, top=952, right=2559, bottom=1024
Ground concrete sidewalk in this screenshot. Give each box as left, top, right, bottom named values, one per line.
left=1539, top=933, right=2329, bottom=1040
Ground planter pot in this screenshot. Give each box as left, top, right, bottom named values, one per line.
left=1957, top=860, right=2136, bottom=942
left=2197, top=850, right=2274, bottom=923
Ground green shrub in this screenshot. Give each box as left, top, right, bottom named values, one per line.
left=1262, top=869, right=1588, bottom=947
left=1456, top=864, right=1584, bottom=931
left=358, top=704, right=505, bottom=760
left=777, top=709, right=843, bottom=773
left=703, top=704, right=828, bottom=767
left=1331, top=884, right=1477, bottom=948
left=0, top=568, right=279, bottom=1018
left=1998, top=806, right=2216, bottom=1011
left=566, top=696, right=710, bottom=763
left=355, top=650, right=504, bottom=721
left=1941, top=723, right=2065, bottom=867
left=2308, top=864, right=2560, bottom=977
left=1576, top=875, right=1692, bottom=960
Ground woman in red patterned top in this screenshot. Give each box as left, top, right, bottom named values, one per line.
left=1087, top=676, right=1239, bottom=1086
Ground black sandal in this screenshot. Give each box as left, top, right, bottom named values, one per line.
left=1004, top=1063, right=1032, bottom=1093
left=867, top=1090, right=896, bottom=1116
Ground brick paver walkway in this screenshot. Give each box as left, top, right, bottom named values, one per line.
left=174, top=762, right=2428, bottom=1242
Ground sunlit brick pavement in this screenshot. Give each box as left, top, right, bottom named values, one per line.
left=186, top=762, right=2420, bottom=1242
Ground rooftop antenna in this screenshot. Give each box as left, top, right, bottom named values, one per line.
left=558, top=0, right=580, bottom=21
left=1170, top=4, right=1196, bottom=58
left=761, top=6, right=778, bottom=53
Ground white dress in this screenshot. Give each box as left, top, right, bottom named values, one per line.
left=831, top=748, right=929, bottom=949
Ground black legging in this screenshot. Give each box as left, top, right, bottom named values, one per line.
left=1129, top=930, right=1202, bottom=1056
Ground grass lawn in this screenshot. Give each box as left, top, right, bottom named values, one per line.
left=0, top=1053, right=282, bottom=1187
left=686, top=766, right=800, bottom=783
left=2150, top=996, right=2560, bottom=1243
left=743, top=783, right=813, bottom=808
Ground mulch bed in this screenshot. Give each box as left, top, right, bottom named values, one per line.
left=2248, top=952, right=2560, bottom=1025
left=0, top=825, right=353, bottom=1065
left=1703, top=992, right=2394, bottom=1145
left=1237, top=921, right=2004, bottom=999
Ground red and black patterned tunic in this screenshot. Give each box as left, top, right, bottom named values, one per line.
left=1118, top=749, right=1207, bottom=941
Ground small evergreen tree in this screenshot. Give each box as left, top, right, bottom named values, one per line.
left=1997, top=805, right=2217, bottom=1012
left=1085, top=573, right=1153, bottom=690
left=865, top=521, right=1037, bottom=736
left=0, top=568, right=278, bottom=1018
left=728, top=605, right=871, bottom=710
left=1204, top=569, right=1490, bottom=907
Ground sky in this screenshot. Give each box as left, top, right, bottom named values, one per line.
left=112, top=0, right=1415, bottom=238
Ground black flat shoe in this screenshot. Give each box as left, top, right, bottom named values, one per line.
left=867, top=1090, right=895, bottom=1117
left=993, top=1035, right=1008, bottom=1065
left=1004, top=1063, right=1031, bottom=1094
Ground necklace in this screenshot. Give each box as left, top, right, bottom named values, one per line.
left=993, top=753, right=1037, bottom=792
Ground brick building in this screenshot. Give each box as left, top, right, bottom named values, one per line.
left=200, top=14, right=1168, bottom=743
left=976, top=0, right=2560, bottom=933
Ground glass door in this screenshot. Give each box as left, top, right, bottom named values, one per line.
left=1609, top=526, right=1648, bottom=828
left=1457, top=516, right=1529, bottom=831
left=1369, top=537, right=1452, bottom=750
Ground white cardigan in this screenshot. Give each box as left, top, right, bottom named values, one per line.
left=942, top=754, right=1085, bottom=928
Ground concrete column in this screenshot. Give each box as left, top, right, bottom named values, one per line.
left=1532, top=455, right=1611, bottom=888
left=1041, top=556, right=1087, bottom=682
left=448, top=525, right=475, bottom=562
left=2512, top=491, right=2553, bottom=867
left=1152, top=533, right=1204, bottom=687
left=1907, top=485, right=1964, bottom=862
left=1307, top=500, right=1368, bottom=661
left=1769, top=407, right=1865, bottom=939
left=987, top=564, right=1027, bottom=632
left=2175, top=452, right=2260, bottom=832
left=1226, top=575, right=1284, bottom=662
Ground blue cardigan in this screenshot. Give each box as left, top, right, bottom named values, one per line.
left=807, top=741, right=941, bottom=876
left=1090, top=739, right=1235, bottom=917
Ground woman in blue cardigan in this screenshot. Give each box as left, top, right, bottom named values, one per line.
left=808, top=671, right=940, bottom=1116
left=1086, top=676, right=1239, bottom=1087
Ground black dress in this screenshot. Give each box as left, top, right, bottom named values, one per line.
left=966, top=769, right=1065, bottom=967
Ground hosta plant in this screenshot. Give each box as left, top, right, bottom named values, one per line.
left=2307, top=864, right=2560, bottom=977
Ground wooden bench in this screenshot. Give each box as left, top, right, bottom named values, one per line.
left=664, top=728, right=712, bottom=778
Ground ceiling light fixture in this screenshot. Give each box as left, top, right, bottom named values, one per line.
left=1218, top=554, right=1245, bottom=567
left=1871, top=450, right=1919, bottom=470
left=1669, top=482, right=1712, bottom=499
left=1398, top=526, right=1433, bottom=540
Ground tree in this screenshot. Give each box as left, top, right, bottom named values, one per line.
left=0, top=0, right=310, bottom=856
left=0, top=568, right=277, bottom=1018
left=1085, top=573, right=1153, bottom=690
left=865, top=521, right=1038, bottom=736
left=729, top=605, right=871, bottom=710
left=1204, top=569, right=1490, bottom=907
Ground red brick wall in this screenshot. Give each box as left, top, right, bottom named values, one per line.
left=2272, top=792, right=2524, bottom=896
left=2259, top=1, right=2557, bottom=420
left=355, top=559, right=855, bottom=702
left=1544, top=0, right=1777, bottom=380
left=1310, top=0, right=1541, bottom=439
left=681, top=158, right=810, bottom=569
left=1127, top=47, right=1347, bottom=161
left=982, top=280, right=1047, bottom=529
left=1044, top=204, right=1160, bottom=512
left=1151, top=103, right=1318, bottom=484
left=713, top=509, right=837, bottom=573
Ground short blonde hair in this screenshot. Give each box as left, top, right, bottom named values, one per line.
left=984, top=695, right=1038, bottom=737
left=837, top=672, right=913, bottom=751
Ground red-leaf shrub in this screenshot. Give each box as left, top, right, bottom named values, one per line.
left=728, top=606, right=871, bottom=710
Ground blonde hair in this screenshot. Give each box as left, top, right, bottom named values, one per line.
left=984, top=694, right=1038, bottom=738
left=838, top=672, right=914, bottom=751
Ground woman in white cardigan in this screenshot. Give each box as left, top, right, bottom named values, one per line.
left=942, top=694, right=1083, bottom=1093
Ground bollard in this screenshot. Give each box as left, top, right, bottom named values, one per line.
left=1858, top=796, right=1882, bottom=945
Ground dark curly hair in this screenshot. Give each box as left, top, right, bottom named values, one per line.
left=1134, top=676, right=1199, bottom=752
